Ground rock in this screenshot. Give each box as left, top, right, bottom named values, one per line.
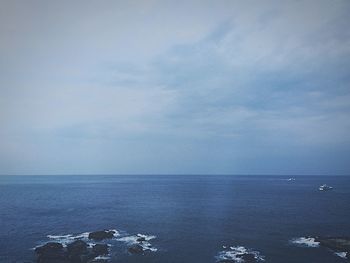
left=315, top=237, right=350, bottom=260
left=34, top=240, right=107, bottom=263
left=66, top=240, right=89, bottom=263
left=136, top=237, right=146, bottom=242
left=67, top=240, right=88, bottom=256
left=34, top=232, right=115, bottom=263
left=316, top=237, right=350, bottom=251
left=92, top=244, right=109, bottom=256
left=38, top=260, right=69, bottom=263
left=87, top=260, right=108, bottom=263
left=35, top=242, right=64, bottom=255
left=88, top=231, right=115, bottom=241
left=34, top=242, right=68, bottom=263
left=127, top=244, right=144, bottom=254
left=238, top=253, right=257, bottom=262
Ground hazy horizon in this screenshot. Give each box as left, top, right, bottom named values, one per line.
left=1, top=0, right=350, bottom=175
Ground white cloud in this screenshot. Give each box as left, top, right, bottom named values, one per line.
left=1, top=0, right=350, bottom=174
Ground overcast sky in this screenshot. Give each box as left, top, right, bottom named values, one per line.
left=1, top=0, right=350, bottom=175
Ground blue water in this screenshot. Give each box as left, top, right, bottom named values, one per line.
left=0, top=175, right=349, bottom=263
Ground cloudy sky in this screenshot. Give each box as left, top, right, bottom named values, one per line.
left=1, top=0, right=350, bottom=175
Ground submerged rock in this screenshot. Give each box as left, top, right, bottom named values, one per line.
left=128, top=244, right=144, bottom=254
left=315, top=237, right=350, bottom=260
left=218, top=253, right=258, bottom=263
left=87, top=260, right=108, bottom=263
left=315, top=237, right=350, bottom=251
left=88, top=231, right=115, bottom=241
left=136, top=236, right=146, bottom=242
left=238, top=253, right=259, bottom=262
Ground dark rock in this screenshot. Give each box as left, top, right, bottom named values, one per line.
left=35, top=242, right=68, bottom=263
left=238, top=253, right=257, bottom=262
left=128, top=244, right=144, bottom=254
left=38, top=260, right=69, bottom=263
left=67, top=240, right=88, bottom=256
left=136, top=237, right=146, bottom=242
left=35, top=242, right=64, bottom=255
left=66, top=240, right=89, bottom=263
left=34, top=240, right=103, bottom=263
left=92, top=244, right=109, bottom=256
left=87, top=260, right=108, bottom=263
left=88, top=231, right=115, bottom=241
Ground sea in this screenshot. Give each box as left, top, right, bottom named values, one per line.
left=0, top=175, right=349, bottom=263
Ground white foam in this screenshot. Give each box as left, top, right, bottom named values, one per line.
left=216, top=246, right=265, bottom=262
left=47, top=234, right=73, bottom=239
left=111, top=229, right=120, bottom=237
left=137, top=233, right=156, bottom=241
left=290, top=237, right=320, bottom=248
left=117, top=234, right=157, bottom=252
left=94, top=255, right=111, bottom=260
left=47, top=230, right=119, bottom=242
left=87, top=242, right=96, bottom=248
left=74, top=232, right=90, bottom=239
left=117, top=236, right=138, bottom=243
left=45, top=229, right=120, bottom=249
left=335, top=252, right=347, bottom=259
left=117, top=234, right=155, bottom=243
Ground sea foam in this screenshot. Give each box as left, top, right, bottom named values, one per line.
left=335, top=251, right=347, bottom=259
left=290, top=237, right=320, bottom=247
left=117, top=233, right=157, bottom=252
left=216, top=245, right=265, bottom=262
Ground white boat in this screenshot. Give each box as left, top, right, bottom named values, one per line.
left=319, top=184, right=333, bottom=191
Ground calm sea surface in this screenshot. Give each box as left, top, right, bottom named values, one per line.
left=0, top=175, right=349, bottom=263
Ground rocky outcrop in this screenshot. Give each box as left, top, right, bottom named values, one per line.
left=33, top=230, right=158, bottom=262
left=92, top=244, right=109, bottom=256
left=218, top=253, right=258, bottom=263
left=35, top=240, right=109, bottom=263
left=315, top=237, right=350, bottom=260
left=127, top=244, right=144, bottom=254
left=136, top=236, right=146, bottom=242
left=35, top=242, right=68, bottom=263
left=88, top=231, right=115, bottom=241
left=238, top=253, right=259, bottom=262
left=87, top=260, right=108, bottom=263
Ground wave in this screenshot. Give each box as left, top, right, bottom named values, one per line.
left=290, top=237, right=320, bottom=248
left=216, top=245, right=265, bottom=262
left=335, top=251, right=347, bottom=259
left=117, top=233, right=157, bottom=252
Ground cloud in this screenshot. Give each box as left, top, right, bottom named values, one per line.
left=1, top=0, right=350, bottom=174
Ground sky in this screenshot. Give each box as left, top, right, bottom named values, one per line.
left=1, top=0, right=350, bottom=175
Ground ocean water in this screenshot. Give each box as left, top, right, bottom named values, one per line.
left=0, top=175, right=349, bottom=263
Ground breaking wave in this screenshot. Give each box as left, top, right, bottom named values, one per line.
left=216, top=245, right=265, bottom=262
left=290, top=237, right=320, bottom=248
left=117, top=233, right=157, bottom=252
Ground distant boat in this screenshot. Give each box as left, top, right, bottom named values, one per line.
left=319, top=184, right=333, bottom=191
left=287, top=178, right=295, bottom=181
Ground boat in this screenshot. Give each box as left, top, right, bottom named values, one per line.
left=319, top=184, right=333, bottom=191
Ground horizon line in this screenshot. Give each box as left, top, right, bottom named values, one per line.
left=0, top=173, right=349, bottom=176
